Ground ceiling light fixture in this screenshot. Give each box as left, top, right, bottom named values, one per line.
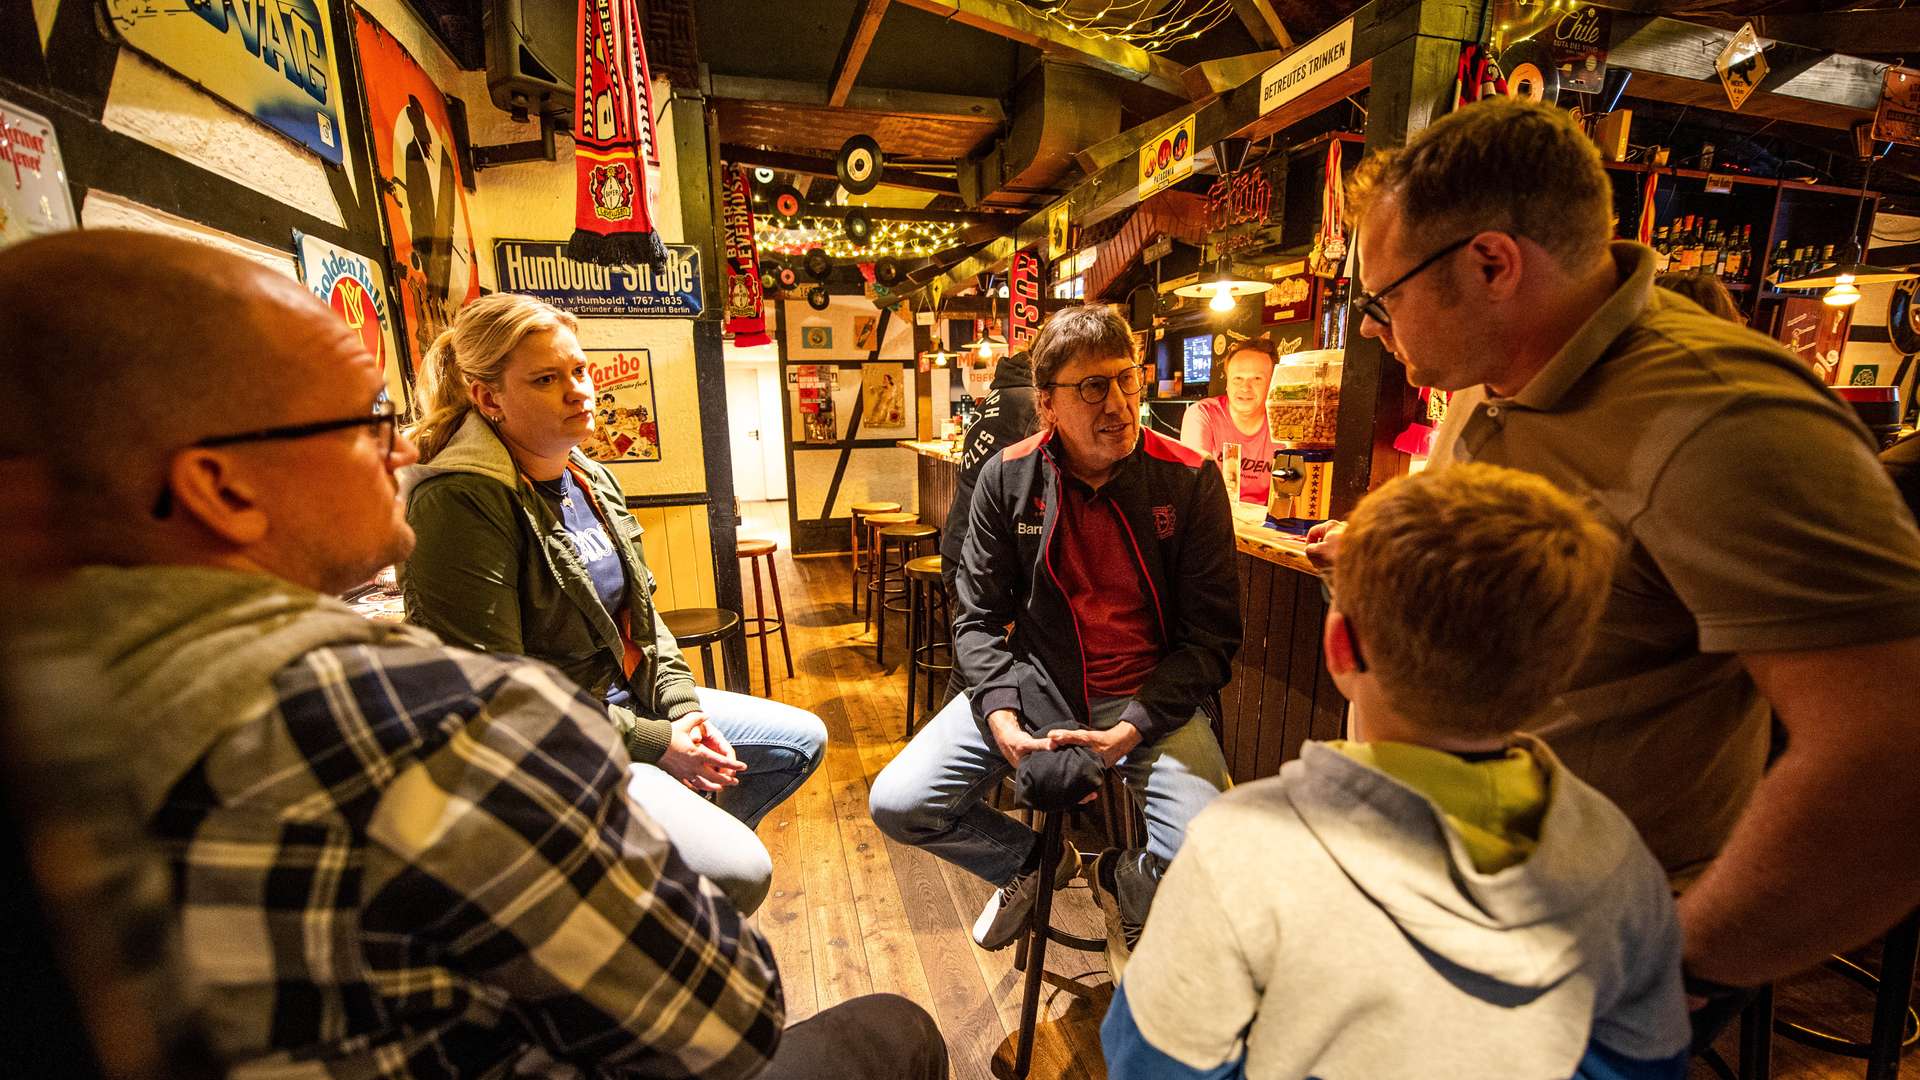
left=1774, top=142, right=1918, bottom=296
left=1174, top=259, right=1273, bottom=313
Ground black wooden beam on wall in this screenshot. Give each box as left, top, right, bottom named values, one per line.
left=678, top=92, right=749, bottom=693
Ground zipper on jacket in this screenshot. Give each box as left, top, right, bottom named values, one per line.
left=1039, top=452, right=1094, bottom=724
left=1111, top=506, right=1169, bottom=643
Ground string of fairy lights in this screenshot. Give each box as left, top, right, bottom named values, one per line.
left=755, top=215, right=966, bottom=261
left=1020, top=0, right=1236, bottom=52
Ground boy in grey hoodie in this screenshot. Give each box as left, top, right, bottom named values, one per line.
left=1103, top=463, right=1690, bottom=1079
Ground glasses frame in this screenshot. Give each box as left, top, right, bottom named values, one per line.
left=1348, top=235, right=1476, bottom=329
left=1316, top=574, right=1368, bottom=673
left=1041, top=364, right=1148, bottom=404
left=152, top=394, right=400, bottom=519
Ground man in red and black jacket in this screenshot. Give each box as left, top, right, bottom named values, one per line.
left=870, top=305, right=1239, bottom=961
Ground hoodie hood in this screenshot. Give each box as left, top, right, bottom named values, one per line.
left=1287, top=734, right=1638, bottom=990
left=399, top=410, right=520, bottom=498
left=14, top=565, right=436, bottom=819
left=991, top=351, right=1035, bottom=390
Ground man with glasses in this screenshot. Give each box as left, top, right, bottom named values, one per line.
left=1320, top=98, right=1920, bottom=1008
left=0, top=230, right=948, bottom=1080
left=871, top=305, right=1239, bottom=963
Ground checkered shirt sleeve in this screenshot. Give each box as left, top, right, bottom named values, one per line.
left=156, top=641, right=784, bottom=1078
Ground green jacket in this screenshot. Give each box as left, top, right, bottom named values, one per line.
left=400, top=412, right=697, bottom=763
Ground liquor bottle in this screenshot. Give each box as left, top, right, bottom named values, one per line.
left=1819, top=244, right=1837, bottom=271
left=1704, top=221, right=1723, bottom=275
left=1675, top=216, right=1697, bottom=272
left=1688, top=217, right=1707, bottom=272
left=1792, top=247, right=1810, bottom=281
left=1770, top=240, right=1790, bottom=285
left=1654, top=225, right=1672, bottom=271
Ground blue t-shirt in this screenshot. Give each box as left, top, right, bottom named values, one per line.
left=533, top=471, right=631, bottom=704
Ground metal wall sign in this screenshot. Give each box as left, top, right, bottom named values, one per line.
left=1137, top=114, right=1196, bottom=199
left=1717, top=23, right=1768, bottom=111
left=1873, top=67, right=1920, bottom=148
left=104, top=0, right=347, bottom=164
left=0, top=98, right=76, bottom=248
left=493, top=238, right=703, bottom=317
left=1259, top=17, right=1353, bottom=117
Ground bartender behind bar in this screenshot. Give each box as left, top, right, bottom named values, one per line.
left=1179, top=336, right=1279, bottom=505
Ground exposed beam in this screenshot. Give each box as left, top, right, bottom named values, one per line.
left=1180, top=49, right=1289, bottom=100
left=1606, top=14, right=1886, bottom=114
left=1751, top=11, right=1920, bottom=58
left=751, top=203, right=1019, bottom=224
left=1230, top=0, right=1294, bottom=50
left=829, top=0, right=893, bottom=107
left=720, top=143, right=962, bottom=196
left=891, top=0, right=1188, bottom=96
left=708, top=74, right=1006, bottom=123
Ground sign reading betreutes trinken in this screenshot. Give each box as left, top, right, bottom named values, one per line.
left=1259, top=17, right=1353, bottom=117
left=493, top=239, right=702, bottom=317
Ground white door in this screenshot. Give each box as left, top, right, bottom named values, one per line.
left=757, top=364, right=788, bottom=501
left=726, top=365, right=767, bottom=502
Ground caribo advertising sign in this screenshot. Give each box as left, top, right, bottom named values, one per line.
left=494, top=238, right=703, bottom=317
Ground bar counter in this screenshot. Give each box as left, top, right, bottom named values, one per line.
left=902, top=440, right=1346, bottom=783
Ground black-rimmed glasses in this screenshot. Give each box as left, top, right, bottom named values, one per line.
left=1042, top=365, right=1147, bottom=404
left=152, top=393, right=400, bottom=519
left=1348, top=235, right=1475, bottom=329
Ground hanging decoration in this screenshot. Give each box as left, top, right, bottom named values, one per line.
left=570, top=0, right=665, bottom=267
left=1636, top=170, right=1659, bottom=245
left=720, top=165, right=771, bottom=347
left=1009, top=248, right=1043, bottom=352
left=1018, top=0, right=1234, bottom=53
left=755, top=214, right=964, bottom=260
left=1307, top=141, right=1347, bottom=278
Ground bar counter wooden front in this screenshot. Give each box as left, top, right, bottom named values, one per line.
left=902, top=440, right=1347, bottom=783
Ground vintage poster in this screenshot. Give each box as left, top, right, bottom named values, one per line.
left=861, top=363, right=906, bottom=430
left=581, top=348, right=661, bottom=462
left=799, top=324, right=834, bottom=351
left=1137, top=114, right=1195, bottom=199
left=494, top=239, right=703, bottom=317
left=351, top=3, right=481, bottom=377
left=0, top=99, right=76, bottom=249
left=1775, top=296, right=1852, bottom=385
left=795, top=364, right=838, bottom=444
left=853, top=316, right=878, bottom=352
left=294, top=231, right=407, bottom=409
left=104, top=0, right=346, bottom=164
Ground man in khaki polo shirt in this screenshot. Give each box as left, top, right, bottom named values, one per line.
left=1312, top=97, right=1920, bottom=994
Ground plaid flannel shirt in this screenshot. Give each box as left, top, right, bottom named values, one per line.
left=153, top=638, right=785, bottom=1079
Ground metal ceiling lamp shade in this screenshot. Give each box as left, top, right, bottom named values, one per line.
left=970, top=280, right=1006, bottom=358
left=1774, top=149, right=1918, bottom=304
left=1174, top=258, right=1272, bottom=311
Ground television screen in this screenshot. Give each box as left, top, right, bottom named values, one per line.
left=1181, top=334, right=1212, bottom=389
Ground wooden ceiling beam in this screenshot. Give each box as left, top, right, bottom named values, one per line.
left=891, top=0, right=1188, bottom=96
left=829, top=0, right=894, bottom=108
left=1751, top=10, right=1920, bottom=58
left=1229, top=0, right=1294, bottom=50
left=1606, top=14, right=1886, bottom=114
left=708, top=75, right=1005, bottom=123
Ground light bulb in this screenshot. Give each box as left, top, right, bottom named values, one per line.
left=1210, top=284, right=1236, bottom=311
left=1824, top=282, right=1862, bottom=307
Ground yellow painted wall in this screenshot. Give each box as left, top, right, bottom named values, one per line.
left=632, top=503, right=723, bottom=682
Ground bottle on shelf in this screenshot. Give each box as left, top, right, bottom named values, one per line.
left=1675, top=216, right=1697, bottom=272
left=1654, top=224, right=1672, bottom=271
left=1705, top=220, right=1723, bottom=276
left=1770, top=240, right=1790, bottom=285
left=1819, top=244, right=1837, bottom=271
left=1688, top=217, right=1707, bottom=273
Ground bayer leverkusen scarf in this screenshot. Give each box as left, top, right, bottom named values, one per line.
left=721, top=165, right=771, bottom=347
left=570, top=0, right=665, bottom=267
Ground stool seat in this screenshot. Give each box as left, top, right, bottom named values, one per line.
left=850, top=500, right=901, bottom=515
left=661, top=607, right=739, bottom=646
left=905, top=554, right=943, bottom=581
left=736, top=537, right=776, bottom=558
left=660, top=607, right=739, bottom=689
left=879, top=522, right=937, bottom=541
left=864, top=511, right=919, bottom=528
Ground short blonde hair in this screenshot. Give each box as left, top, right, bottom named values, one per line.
left=1347, top=98, right=1613, bottom=271
left=408, top=292, right=577, bottom=462
left=1332, top=463, right=1619, bottom=737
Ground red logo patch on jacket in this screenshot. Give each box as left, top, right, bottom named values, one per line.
left=1033, top=497, right=1046, bottom=513
left=1153, top=505, right=1176, bottom=539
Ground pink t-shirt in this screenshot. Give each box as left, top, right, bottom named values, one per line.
left=1184, top=396, right=1276, bottom=504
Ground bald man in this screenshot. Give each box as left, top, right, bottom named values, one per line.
left=0, top=231, right=945, bottom=1080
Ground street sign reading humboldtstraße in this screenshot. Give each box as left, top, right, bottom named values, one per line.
left=493, top=239, right=703, bottom=317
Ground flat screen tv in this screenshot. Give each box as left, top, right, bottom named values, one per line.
left=1181, top=333, right=1213, bottom=390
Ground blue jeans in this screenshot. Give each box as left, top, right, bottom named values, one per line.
left=625, top=687, right=825, bottom=914
left=868, top=692, right=1230, bottom=886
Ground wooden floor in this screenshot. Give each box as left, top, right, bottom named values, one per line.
left=728, top=501, right=1909, bottom=1080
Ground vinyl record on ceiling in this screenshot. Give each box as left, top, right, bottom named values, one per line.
left=777, top=264, right=798, bottom=289
left=1890, top=279, right=1920, bottom=355
left=845, top=208, right=873, bottom=246
left=769, top=184, right=805, bottom=224
left=754, top=166, right=775, bottom=184
left=836, top=134, right=884, bottom=195
left=761, top=269, right=780, bottom=293
left=804, top=247, right=832, bottom=281
left=1501, top=40, right=1559, bottom=105
left=807, top=284, right=831, bottom=310
left=874, top=258, right=902, bottom=286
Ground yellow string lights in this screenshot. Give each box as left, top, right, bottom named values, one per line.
left=1022, top=0, right=1235, bottom=52
left=755, top=215, right=966, bottom=261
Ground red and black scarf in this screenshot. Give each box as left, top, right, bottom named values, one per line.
left=721, top=165, right=771, bottom=347
left=570, top=0, right=665, bottom=267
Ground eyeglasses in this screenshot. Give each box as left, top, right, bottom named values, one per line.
left=1042, top=365, right=1147, bottom=404
left=152, top=393, right=400, bottom=519
left=1348, top=235, right=1475, bottom=329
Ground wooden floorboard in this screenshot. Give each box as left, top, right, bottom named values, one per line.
left=735, top=501, right=1907, bottom=1080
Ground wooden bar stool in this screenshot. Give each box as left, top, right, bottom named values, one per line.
left=861, top=511, right=919, bottom=634
left=849, top=501, right=900, bottom=619
left=736, top=537, right=794, bottom=695
left=659, top=608, right=739, bottom=688
left=903, top=554, right=953, bottom=735
left=874, top=522, right=937, bottom=665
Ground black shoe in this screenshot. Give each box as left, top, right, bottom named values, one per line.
left=1091, top=848, right=1147, bottom=980
left=972, top=841, right=1080, bottom=951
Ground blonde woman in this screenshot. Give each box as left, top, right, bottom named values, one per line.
left=400, top=293, right=825, bottom=913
